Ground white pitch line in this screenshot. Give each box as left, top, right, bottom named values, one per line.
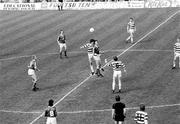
left=58, top=103, right=180, bottom=114
left=0, top=109, right=42, bottom=114
left=0, top=49, right=172, bottom=61
left=29, top=10, right=180, bottom=124
left=0, top=103, right=179, bottom=114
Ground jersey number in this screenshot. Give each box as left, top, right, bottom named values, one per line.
left=50, top=111, right=54, bottom=117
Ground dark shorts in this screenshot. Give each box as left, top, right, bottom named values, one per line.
left=113, top=115, right=125, bottom=122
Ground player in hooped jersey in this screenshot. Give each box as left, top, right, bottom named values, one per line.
left=80, top=39, right=97, bottom=75
left=28, top=55, right=40, bottom=91
left=106, top=56, right=126, bottom=93
left=57, top=30, right=67, bottom=59
left=134, top=104, right=148, bottom=124
left=172, top=38, right=180, bottom=69
left=126, top=17, right=136, bottom=43
left=45, top=99, right=57, bottom=124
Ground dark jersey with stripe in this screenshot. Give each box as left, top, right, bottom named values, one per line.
left=93, top=46, right=100, bottom=56
left=45, top=106, right=57, bottom=117
left=58, top=35, right=66, bottom=43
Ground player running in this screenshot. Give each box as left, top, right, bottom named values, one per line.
left=28, top=55, right=40, bottom=91
left=93, top=40, right=104, bottom=77
left=80, top=39, right=96, bottom=75
left=126, top=17, right=136, bottom=43
left=106, top=56, right=126, bottom=93
left=45, top=99, right=57, bottom=124
left=134, top=104, right=148, bottom=124
left=112, top=95, right=126, bottom=124
left=57, top=30, right=67, bottom=59
left=172, top=38, right=180, bottom=69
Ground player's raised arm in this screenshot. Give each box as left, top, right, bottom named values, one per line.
left=80, top=43, right=89, bottom=49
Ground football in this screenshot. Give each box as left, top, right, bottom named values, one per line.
left=89, top=27, right=94, bottom=32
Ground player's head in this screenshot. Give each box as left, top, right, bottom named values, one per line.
left=140, top=103, right=145, bottom=111
left=32, top=55, right=37, bottom=60
left=48, top=99, right=54, bottom=107
left=130, top=17, right=133, bottom=22
left=113, top=56, right=118, bottom=61
left=115, top=95, right=121, bottom=101
left=177, top=37, right=180, bottom=42
left=60, top=30, right=64, bottom=34
left=90, top=39, right=95, bottom=44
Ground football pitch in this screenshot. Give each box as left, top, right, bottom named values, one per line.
left=0, top=8, right=180, bottom=124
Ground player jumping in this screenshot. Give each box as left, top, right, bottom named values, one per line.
left=126, top=17, right=136, bottom=43
left=45, top=99, right=57, bottom=124
left=93, top=40, right=104, bottom=77
left=80, top=39, right=96, bottom=75
left=28, top=55, right=40, bottom=91
left=106, top=56, right=126, bottom=93
left=172, top=38, right=180, bottom=69
left=134, top=104, right=148, bottom=124
left=57, top=30, right=67, bottom=59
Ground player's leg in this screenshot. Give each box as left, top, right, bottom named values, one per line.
left=64, top=44, right=67, bottom=57
left=117, top=71, right=122, bottom=92
left=95, top=56, right=103, bottom=77
left=126, top=31, right=131, bottom=42
left=51, top=118, right=57, bottom=124
left=59, top=44, right=63, bottom=58
left=178, top=55, right=180, bottom=68
left=172, top=53, right=177, bottom=69
left=46, top=118, right=51, bottom=124
left=32, top=73, right=39, bottom=91
left=119, top=121, right=123, bottom=124
left=130, top=30, right=134, bottom=43
left=115, top=121, right=119, bottom=124
left=88, top=54, right=94, bottom=75
left=112, top=71, right=117, bottom=93
left=61, top=2, right=63, bottom=10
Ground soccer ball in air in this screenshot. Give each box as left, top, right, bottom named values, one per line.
left=89, top=27, right=94, bottom=32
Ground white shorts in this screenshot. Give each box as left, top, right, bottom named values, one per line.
left=88, top=53, right=94, bottom=62
left=46, top=117, right=57, bottom=124
left=28, top=69, right=35, bottom=76
left=59, top=43, right=67, bottom=51
left=93, top=54, right=101, bottom=61
left=128, top=29, right=135, bottom=34
left=113, top=70, right=122, bottom=78
left=174, top=52, right=180, bottom=59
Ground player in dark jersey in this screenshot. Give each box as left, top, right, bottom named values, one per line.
left=93, top=40, right=104, bottom=77
left=134, top=104, right=148, bottom=124
left=112, top=95, right=126, bottom=124
left=45, top=99, right=57, bottom=124
left=57, top=30, right=67, bottom=59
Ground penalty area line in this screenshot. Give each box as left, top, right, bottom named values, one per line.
left=0, top=49, right=172, bottom=61
left=29, top=10, right=180, bottom=124
left=0, top=103, right=179, bottom=114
